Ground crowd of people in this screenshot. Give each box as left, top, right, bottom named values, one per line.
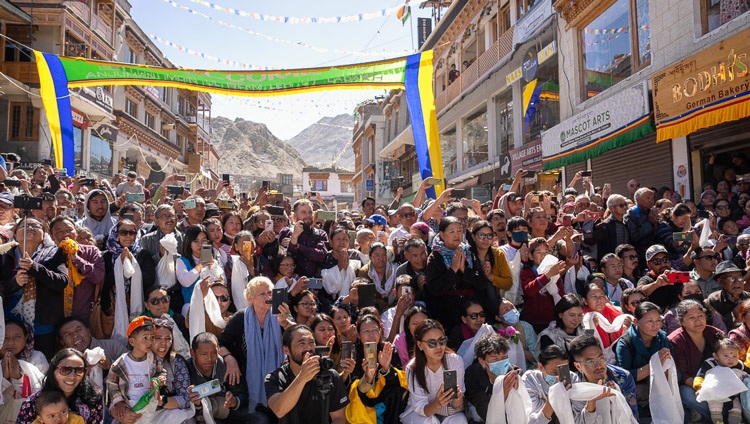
left=1, top=151, right=750, bottom=424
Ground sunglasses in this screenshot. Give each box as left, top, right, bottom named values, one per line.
left=118, top=230, right=137, bottom=236
left=400, top=212, right=417, bottom=218
left=57, top=366, right=86, bottom=376
left=650, top=258, right=668, bottom=265
left=271, top=216, right=286, bottom=222
left=148, top=295, right=170, bottom=305
left=422, top=336, right=448, bottom=348
left=153, top=317, right=175, bottom=329
left=466, top=312, right=485, bottom=320
left=216, top=295, right=230, bottom=302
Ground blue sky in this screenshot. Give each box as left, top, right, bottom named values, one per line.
left=130, top=0, right=434, bottom=139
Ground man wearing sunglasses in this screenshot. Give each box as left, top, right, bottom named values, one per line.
left=707, top=261, right=750, bottom=330
left=689, top=247, right=721, bottom=295
left=387, top=203, right=418, bottom=249
left=637, top=244, right=682, bottom=310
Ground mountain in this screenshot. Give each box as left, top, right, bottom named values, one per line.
left=210, top=116, right=307, bottom=179
left=286, top=114, right=355, bottom=170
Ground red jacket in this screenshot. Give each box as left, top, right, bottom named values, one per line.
left=519, top=267, right=563, bottom=332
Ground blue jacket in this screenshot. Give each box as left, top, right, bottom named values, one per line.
left=615, top=325, right=672, bottom=379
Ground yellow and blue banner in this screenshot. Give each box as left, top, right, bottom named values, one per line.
left=35, top=51, right=442, bottom=192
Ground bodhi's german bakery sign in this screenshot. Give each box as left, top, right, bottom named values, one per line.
left=652, top=27, right=750, bottom=142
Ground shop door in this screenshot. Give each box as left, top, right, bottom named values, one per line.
left=591, top=135, right=673, bottom=195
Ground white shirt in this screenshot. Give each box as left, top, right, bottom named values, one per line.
left=123, top=355, right=151, bottom=404
left=405, top=352, right=465, bottom=417
left=388, top=226, right=411, bottom=246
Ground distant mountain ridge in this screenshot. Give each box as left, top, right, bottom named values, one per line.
left=285, top=114, right=355, bottom=170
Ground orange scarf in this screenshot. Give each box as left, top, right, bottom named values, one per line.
left=59, top=239, right=85, bottom=317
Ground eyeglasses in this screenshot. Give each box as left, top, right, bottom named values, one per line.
left=271, top=216, right=286, bottom=222
left=216, top=295, right=230, bottom=302
left=400, top=212, right=417, bottom=218
left=628, top=297, right=647, bottom=307
left=148, top=296, right=170, bottom=305
left=578, top=357, right=607, bottom=368
left=466, top=312, right=486, bottom=320
left=614, top=203, right=627, bottom=208
left=716, top=205, right=731, bottom=210
left=57, top=366, right=86, bottom=376
left=697, top=254, right=720, bottom=261
left=158, top=214, right=177, bottom=220
left=578, top=203, right=590, bottom=208
left=721, top=276, right=744, bottom=283
left=118, top=230, right=137, bottom=236
left=476, top=233, right=495, bottom=240
left=298, top=302, right=316, bottom=308
left=649, top=258, right=668, bottom=265
left=629, top=184, right=641, bottom=188
left=422, top=336, right=448, bottom=348
left=621, top=254, right=638, bottom=261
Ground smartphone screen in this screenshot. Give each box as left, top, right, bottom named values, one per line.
left=364, top=342, right=377, bottom=370
left=557, top=364, right=571, bottom=387
left=581, top=171, right=592, bottom=177
left=443, top=370, right=458, bottom=399
left=357, top=284, right=376, bottom=308
left=452, top=188, right=466, bottom=198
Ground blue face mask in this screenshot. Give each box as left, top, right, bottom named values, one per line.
left=503, top=309, right=520, bottom=326
left=544, top=373, right=557, bottom=386
left=511, top=231, right=528, bottom=244
left=488, top=358, right=511, bottom=376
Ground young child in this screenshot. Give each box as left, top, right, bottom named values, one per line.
left=33, top=389, right=84, bottom=424
left=694, top=338, right=750, bottom=424
left=105, top=316, right=166, bottom=424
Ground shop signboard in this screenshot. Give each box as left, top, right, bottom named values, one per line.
left=78, top=86, right=114, bottom=114
left=513, top=0, right=554, bottom=45
left=418, top=18, right=432, bottom=50
left=365, top=179, right=374, bottom=192
left=506, top=41, right=557, bottom=86
left=510, top=138, right=543, bottom=172
left=541, top=82, right=650, bottom=169
left=651, top=27, right=750, bottom=142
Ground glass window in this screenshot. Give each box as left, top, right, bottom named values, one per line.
left=702, top=0, right=749, bottom=34
left=281, top=174, right=293, bottom=185
left=518, top=0, right=539, bottom=18
left=8, top=102, right=38, bottom=141
left=441, top=128, right=458, bottom=176
left=90, top=135, right=113, bottom=176
left=495, top=90, right=513, bottom=155
left=312, top=179, right=328, bottom=191
left=126, top=98, right=137, bottom=117
left=524, top=58, right=560, bottom=143
left=462, top=108, right=488, bottom=169
left=581, top=0, right=650, bottom=99
left=73, top=126, right=83, bottom=170
left=145, top=112, right=155, bottom=129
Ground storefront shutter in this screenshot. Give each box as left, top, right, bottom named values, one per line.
left=591, top=135, right=673, bottom=195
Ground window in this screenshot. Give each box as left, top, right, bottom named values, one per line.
left=126, top=98, right=137, bottom=117
left=495, top=90, right=513, bottom=155
left=9, top=102, right=38, bottom=141
left=341, top=180, right=353, bottom=193
left=701, top=0, right=749, bottom=34
left=517, top=0, right=539, bottom=19
left=90, top=134, right=113, bottom=176
left=524, top=56, right=560, bottom=142
left=73, top=126, right=83, bottom=170
left=161, top=87, right=170, bottom=103
left=500, top=5, right=511, bottom=33
left=441, top=128, right=458, bottom=176
left=311, top=179, right=328, bottom=191
left=161, top=129, right=170, bottom=139
left=177, top=134, right=185, bottom=149
left=145, top=112, right=155, bottom=129
left=4, top=44, right=32, bottom=62
left=281, top=174, right=293, bottom=186
left=581, top=0, right=650, bottom=99
left=126, top=45, right=138, bottom=64
left=462, top=108, right=488, bottom=169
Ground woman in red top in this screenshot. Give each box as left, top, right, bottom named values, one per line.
left=582, top=280, right=629, bottom=349
left=519, top=238, right=567, bottom=332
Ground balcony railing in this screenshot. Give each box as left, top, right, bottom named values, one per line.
left=64, top=1, right=113, bottom=45
left=435, top=25, right=516, bottom=114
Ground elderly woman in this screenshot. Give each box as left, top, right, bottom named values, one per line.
left=664, top=280, right=727, bottom=335
left=729, top=299, right=750, bottom=360
left=668, top=299, right=723, bottom=421
left=614, top=301, right=672, bottom=420
left=1, top=218, right=72, bottom=358
left=356, top=241, right=397, bottom=312
left=582, top=282, right=629, bottom=353
left=219, top=276, right=293, bottom=423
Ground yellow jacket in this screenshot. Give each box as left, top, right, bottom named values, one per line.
left=345, top=368, right=408, bottom=424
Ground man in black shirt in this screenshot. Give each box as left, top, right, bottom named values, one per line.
left=265, top=324, right=348, bottom=424
left=637, top=244, right=680, bottom=310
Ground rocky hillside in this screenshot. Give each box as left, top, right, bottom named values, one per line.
left=286, top=114, right=355, bottom=170
left=210, top=117, right=307, bottom=179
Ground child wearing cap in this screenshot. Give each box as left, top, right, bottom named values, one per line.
left=106, top=316, right=166, bottom=423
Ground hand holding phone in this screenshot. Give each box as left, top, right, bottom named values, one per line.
left=269, top=288, right=286, bottom=314
left=191, top=379, right=222, bottom=399
left=666, top=271, right=690, bottom=284
left=443, top=370, right=458, bottom=399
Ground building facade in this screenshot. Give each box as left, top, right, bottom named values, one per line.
left=303, top=166, right=355, bottom=210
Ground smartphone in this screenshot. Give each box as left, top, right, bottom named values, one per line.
left=377, top=231, right=386, bottom=240
left=241, top=240, right=254, bottom=261
left=358, top=283, right=376, bottom=308
left=125, top=192, right=145, bottom=203
left=401, top=285, right=413, bottom=297
left=241, top=192, right=247, bottom=200
left=2, top=179, right=20, bottom=187
left=443, top=370, right=458, bottom=399
left=200, top=244, right=213, bottom=265
left=581, top=170, right=592, bottom=177
left=174, top=175, right=186, bottom=182
left=427, top=177, right=443, bottom=186
left=316, top=211, right=337, bottom=222
left=667, top=271, right=691, bottom=284
left=535, top=194, right=543, bottom=203
left=167, top=185, right=185, bottom=196
left=183, top=198, right=196, bottom=209
left=341, top=341, right=354, bottom=363
left=673, top=232, right=693, bottom=242
left=557, top=364, right=571, bottom=387
left=273, top=193, right=284, bottom=202
left=583, top=211, right=600, bottom=221
left=348, top=230, right=356, bottom=248
left=265, top=219, right=274, bottom=231
left=525, top=170, right=537, bottom=178
left=85, top=178, right=96, bottom=187
left=55, top=168, right=67, bottom=177
left=309, top=191, right=317, bottom=197
left=726, top=236, right=738, bottom=245
left=697, top=210, right=710, bottom=219
left=222, top=174, right=230, bottom=182
left=191, top=379, right=222, bottom=399
left=308, top=278, right=323, bottom=290
left=43, top=159, right=52, bottom=166
left=270, top=288, right=285, bottom=314
left=452, top=188, right=466, bottom=198
left=502, top=184, right=512, bottom=191
left=364, top=342, right=378, bottom=370
left=584, top=328, right=596, bottom=336
left=562, top=215, right=572, bottom=227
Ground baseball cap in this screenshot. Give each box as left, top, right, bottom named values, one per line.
left=0, top=192, right=12, bottom=206
left=387, top=209, right=397, bottom=216
left=367, top=214, right=387, bottom=227
left=126, top=316, right=154, bottom=338
left=645, top=245, right=668, bottom=262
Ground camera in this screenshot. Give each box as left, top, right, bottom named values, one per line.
left=14, top=194, right=43, bottom=211
left=313, top=346, right=335, bottom=394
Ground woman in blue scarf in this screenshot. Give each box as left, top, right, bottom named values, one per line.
left=217, top=276, right=294, bottom=423
left=425, top=216, right=486, bottom=331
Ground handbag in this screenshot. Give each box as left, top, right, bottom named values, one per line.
left=89, top=282, right=114, bottom=339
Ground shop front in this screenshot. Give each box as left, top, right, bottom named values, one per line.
left=542, top=81, right=659, bottom=192
left=651, top=27, right=750, bottom=199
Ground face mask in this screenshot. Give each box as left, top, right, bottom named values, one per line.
left=511, top=231, right=528, bottom=244
left=544, top=373, right=557, bottom=386
left=503, top=309, right=520, bottom=326
left=488, top=358, right=511, bottom=376
left=684, top=293, right=705, bottom=303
